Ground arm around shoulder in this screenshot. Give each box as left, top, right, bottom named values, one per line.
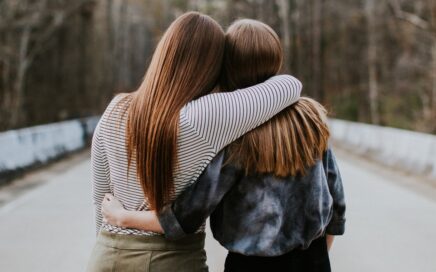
left=182, top=75, right=302, bottom=152
left=158, top=151, right=238, bottom=240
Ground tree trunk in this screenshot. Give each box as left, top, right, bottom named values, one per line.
left=430, top=39, right=436, bottom=132
left=365, top=0, right=380, bottom=125
left=431, top=4, right=436, bottom=133
left=10, top=26, right=31, bottom=128
left=276, top=0, right=291, bottom=73
left=312, top=0, right=323, bottom=101
left=293, top=0, right=303, bottom=76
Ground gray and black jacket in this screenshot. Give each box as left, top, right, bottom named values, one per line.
left=158, top=148, right=346, bottom=257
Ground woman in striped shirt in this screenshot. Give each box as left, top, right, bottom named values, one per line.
left=87, top=12, right=302, bottom=272
left=101, top=19, right=345, bottom=272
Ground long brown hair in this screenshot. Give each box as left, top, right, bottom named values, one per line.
left=223, top=19, right=330, bottom=177
left=126, top=12, right=225, bottom=211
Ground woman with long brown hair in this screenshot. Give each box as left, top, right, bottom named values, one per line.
left=101, top=19, right=345, bottom=272
left=87, top=13, right=302, bottom=272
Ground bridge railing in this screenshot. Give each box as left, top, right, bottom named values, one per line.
left=0, top=116, right=100, bottom=181
left=330, top=119, right=436, bottom=180
left=1, top=117, right=435, bottom=182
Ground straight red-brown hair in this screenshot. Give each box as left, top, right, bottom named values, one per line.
left=126, top=12, right=225, bottom=211
left=222, top=19, right=330, bottom=177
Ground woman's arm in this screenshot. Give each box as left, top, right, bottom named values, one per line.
left=182, top=75, right=302, bottom=152
left=326, top=235, right=335, bottom=251
left=158, top=151, right=238, bottom=239
left=100, top=76, right=302, bottom=234
left=323, top=148, right=346, bottom=236
left=91, top=124, right=111, bottom=235
left=101, top=151, right=236, bottom=239
left=101, top=194, right=163, bottom=233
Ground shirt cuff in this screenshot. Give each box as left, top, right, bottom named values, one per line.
left=325, top=220, right=346, bottom=235
left=157, top=204, right=187, bottom=240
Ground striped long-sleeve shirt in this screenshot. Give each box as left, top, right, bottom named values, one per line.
left=91, top=75, right=302, bottom=236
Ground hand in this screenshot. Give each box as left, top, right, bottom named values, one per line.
left=101, top=194, right=127, bottom=227
left=326, top=235, right=335, bottom=252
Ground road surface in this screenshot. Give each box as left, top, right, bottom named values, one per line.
left=0, top=149, right=435, bottom=272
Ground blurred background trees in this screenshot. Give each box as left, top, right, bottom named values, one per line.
left=0, top=0, right=154, bottom=130
left=0, top=0, right=435, bottom=133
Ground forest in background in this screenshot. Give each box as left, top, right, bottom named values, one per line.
left=0, top=0, right=435, bottom=133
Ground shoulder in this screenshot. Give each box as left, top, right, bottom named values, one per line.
left=96, top=93, right=132, bottom=138
left=323, top=147, right=336, bottom=161
left=322, top=146, right=341, bottom=174
left=100, top=93, right=132, bottom=122
left=106, top=93, right=131, bottom=114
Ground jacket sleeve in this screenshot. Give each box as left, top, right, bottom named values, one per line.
left=158, top=151, right=240, bottom=240
left=323, top=148, right=346, bottom=235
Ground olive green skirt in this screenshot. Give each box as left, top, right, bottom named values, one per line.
left=87, top=231, right=208, bottom=272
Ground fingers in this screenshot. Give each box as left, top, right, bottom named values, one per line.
left=101, top=202, right=107, bottom=213
left=101, top=204, right=109, bottom=220
left=101, top=197, right=110, bottom=214
left=103, top=194, right=115, bottom=204
left=104, top=193, right=113, bottom=201
left=101, top=197, right=109, bottom=206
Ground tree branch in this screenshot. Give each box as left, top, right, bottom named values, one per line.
left=27, top=0, right=93, bottom=63
left=387, top=0, right=430, bottom=30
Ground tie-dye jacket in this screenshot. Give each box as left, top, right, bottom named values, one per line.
left=158, top=148, right=346, bottom=256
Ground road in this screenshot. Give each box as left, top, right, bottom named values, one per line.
left=0, top=149, right=435, bottom=272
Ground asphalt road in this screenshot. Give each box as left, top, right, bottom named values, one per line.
left=0, top=149, right=435, bottom=272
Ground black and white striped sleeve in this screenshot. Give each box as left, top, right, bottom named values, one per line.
left=91, top=122, right=111, bottom=235
left=182, top=75, right=302, bottom=152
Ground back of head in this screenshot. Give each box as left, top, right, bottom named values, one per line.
left=127, top=12, right=225, bottom=210
left=220, top=19, right=283, bottom=91
left=223, top=20, right=329, bottom=177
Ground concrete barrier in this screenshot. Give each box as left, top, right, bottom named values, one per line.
left=1, top=117, right=434, bottom=181
left=329, top=119, right=436, bottom=179
left=0, top=116, right=100, bottom=179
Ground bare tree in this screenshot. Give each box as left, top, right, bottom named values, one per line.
left=312, top=0, right=323, bottom=101
left=388, top=0, right=436, bottom=131
left=1, top=0, right=435, bottom=134
left=365, top=0, right=380, bottom=125
left=0, top=0, right=93, bottom=128
left=276, top=0, right=291, bottom=72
